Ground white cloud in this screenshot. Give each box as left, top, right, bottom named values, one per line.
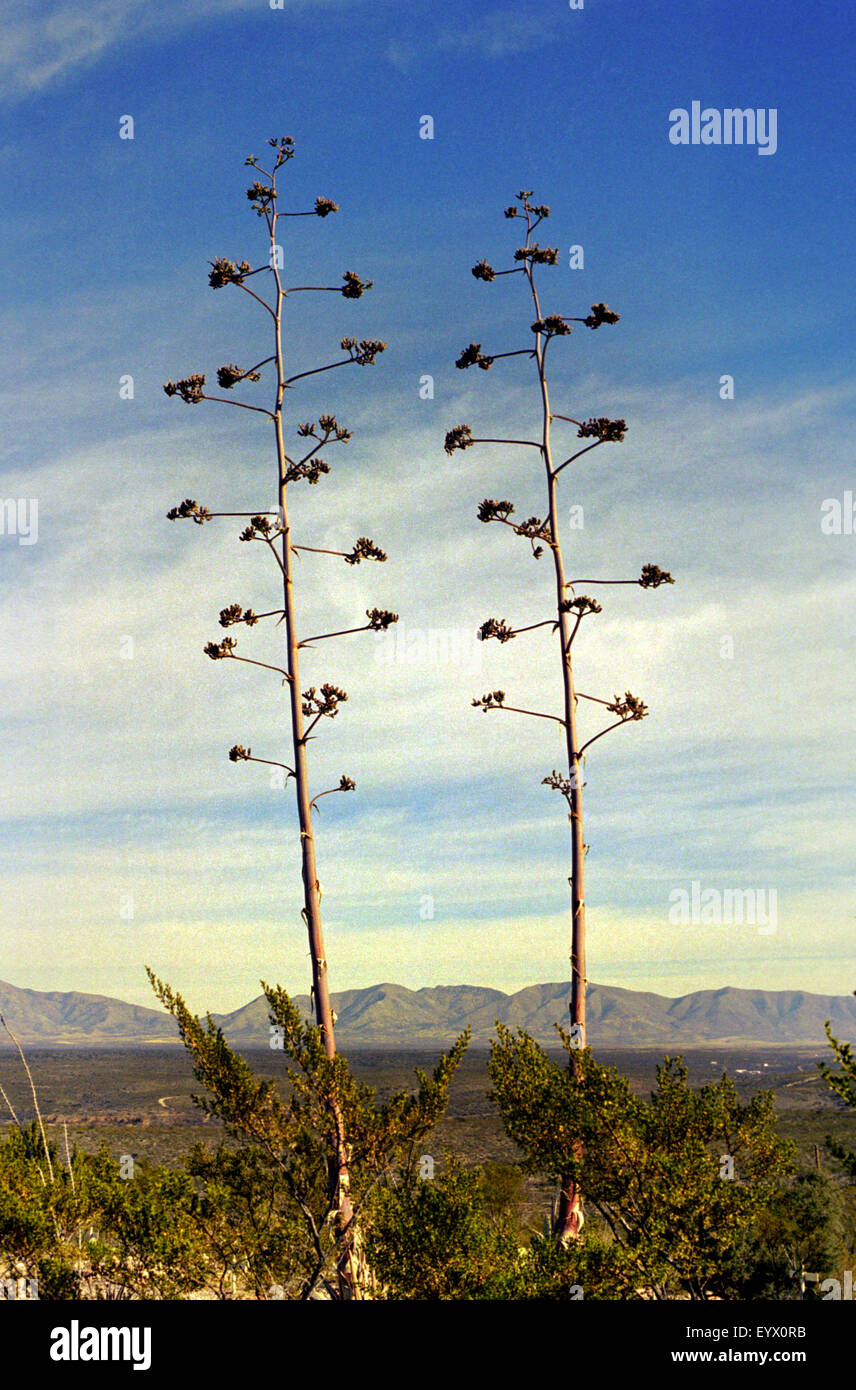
left=386, top=9, right=562, bottom=73
left=0, top=0, right=349, bottom=101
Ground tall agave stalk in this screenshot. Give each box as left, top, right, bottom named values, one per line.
left=446, top=189, right=673, bottom=1241
left=163, top=136, right=392, bottom=1294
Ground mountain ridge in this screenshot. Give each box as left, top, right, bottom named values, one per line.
left=1, top=977, right=854, bottom=1047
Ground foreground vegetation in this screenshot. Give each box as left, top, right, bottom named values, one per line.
left=1, top=997, right=855, bottom=1300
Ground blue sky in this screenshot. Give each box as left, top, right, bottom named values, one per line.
left=1, top=0, right=855, bottom=1013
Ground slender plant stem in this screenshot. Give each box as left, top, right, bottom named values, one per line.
left=292, top=545, right=349, bottom=559
left=243, top=755, right=295, bottom=776
left=63, top=1122, right=76, bottom=1196
left=229, top=610, right=284, bottom=624
left=235, top=281, right=277, bottom=319
left=262, top=536, right=287, bottom=578
left=579, top=720, right=631, bottom=756
left=490, top=703, right=566, bottom=726
left=267, top=170, right=360, bottom=1297
left=200, top=393, right=274, bottom=419
left=224, top=654, right=292, bottom=682
left=296, top=438, right=330, bottom=466
left=310, top=786, right=348, bottom=810
left=564, top=613, right=585, bottom=652
left=238, top=354, right=276, bottom=379
left=284, top=358, right=357, bottom=388
left=522, top=209, right=586, bottom=1243
left=299, top=624, right=371, bottom=647
left=0, top=1081, right=21, bottom=1127
left=553, top=439, right=604, bottom=477
left=471, top=436, right=544, bottom=450
left=0, top=1013, right=54, bottom=1183
left=510, top=619, right=557, bottom=636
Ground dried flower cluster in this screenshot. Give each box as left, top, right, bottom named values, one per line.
left=365, top=608, right=399, bottom=631
left=204, top=637, right=237, bottom=661
left=285, top=457, right=330, bottom=486
left=340, top=337, right=386, bottom=366
left=477, top=498, right=513, bottom=524
left=562, top=595, right=602, bottom=617
left=341, top=270, right=372, bottom=298
left=208, top=257, right=252, bottom=289
left=239, top=514, right=282, bottom=543
left=301, top=684, right=348, bottom=720
left=344, top=537, right=387, bottom=565
left=583, top=302, right=620, bottom=329
left=576, top=417, right=627, bottom=443
left=455, top=342, right=495, bottom=371
left=166, top=498, right=212, bottom=525
left=471, top=690, right=506, bottom=712
left=246, top=179, right=277, bottom=215
left=514, top=515, right=551, bottom=546
left=219, top=604, right=260, bottom=628
left=639, top=564, right=674, bottom=589
left=503, top=193, right=549, bottom=219
left=163, top=374, right=206, bottom=404
left=532, top=315, right=572, bottom=337
left=513, top=243, right=559, bottom=266
left=477, top=618, right=516, bottom=644
left=606, top=691, right=649, bottom=721
left=298, top=415, right=352, bottom=442
left=477, top=498, right=550, bottom=557
left=217, top=362, right=262, bottom=389
left=444, top=424, right=474, bottom=455
left=542, top=768, right=580, bottom=801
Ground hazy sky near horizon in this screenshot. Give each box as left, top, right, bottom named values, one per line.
left=1, top=0, right=855, bottom=1013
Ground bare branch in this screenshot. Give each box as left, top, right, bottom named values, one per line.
left=0, top=1013, right=54, bottom=1183
left=234, top=280, right=277, bottom=319
left=228, top=746, right=295, bottom=778
left=309, top=775, right=356, bottom=812
left=578, top=721, right=633, bottom=756
left=552, top=439, right=605, bottom=476
left=472, top=690, right=566, bottom=726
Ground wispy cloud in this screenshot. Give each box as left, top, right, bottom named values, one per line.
left=386, top=10, right=562, bottom=73
left=0, top=0, right=344, bottom=101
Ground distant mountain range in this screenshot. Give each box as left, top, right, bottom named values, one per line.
left=1, top=978, right=855, bottom=1048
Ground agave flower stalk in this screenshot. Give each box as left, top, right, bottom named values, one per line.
left=163, top=137, right=391, bottom=1295
left=449, top=191, right=674, bottom=1242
